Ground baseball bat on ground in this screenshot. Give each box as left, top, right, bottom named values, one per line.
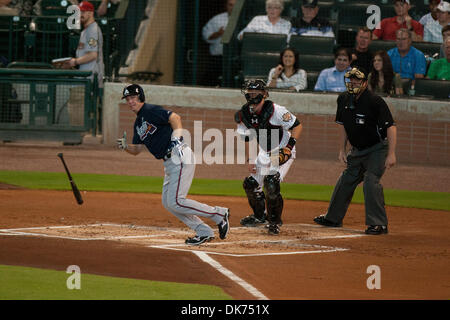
left=57, top=153, right=84, bottom=205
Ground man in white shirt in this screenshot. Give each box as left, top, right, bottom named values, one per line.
left=200, top=0, right=235, bottom=86
left=237, top=0, right=291, bottom=41
left=424, top=1, right=450, bottom=43
left=419, top=0, right=441, bottom=27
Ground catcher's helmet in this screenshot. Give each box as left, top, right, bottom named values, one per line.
left=122, top=84, right=145, bottom=102
left=241, top=79, right=268, bottom=104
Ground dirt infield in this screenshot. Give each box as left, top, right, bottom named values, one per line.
left=0, top=144, right=449, bottom=300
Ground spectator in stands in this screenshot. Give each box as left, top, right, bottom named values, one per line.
left=372, top=0, right=423, bottom=42
left=424, top=1, right=450, bottom=43
left=388, top=28, right=427, bottom=79
left=440, top=25, right=450, bottom=57
left=427, top=37, right=450, bottom=79
left=419, top=0, right=441, bottom=27
left=5, top=0, right=39, bottom=16
left=290, top=0, right=334, bottom=38
left=351, top=27, right=373, bottom=76
left=201, top=0, right=235, bottom=86
left=63, top=1, right=104, bottom=88
left=70, top=0, right=117, bottom=17
left=368, top=50, right=403, bottom=96
left=314, top=47, right=352, bottom=92
left=267, top=47, right=307, bottom=91
left=237, top=0, right=291, bottom=41
left=0, top=0, right=19, bottom=15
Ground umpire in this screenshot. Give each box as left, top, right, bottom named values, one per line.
left=313, top=67, right=397, bottom=235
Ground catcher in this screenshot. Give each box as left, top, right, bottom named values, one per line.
left=235, top=79, right=303, bottom=235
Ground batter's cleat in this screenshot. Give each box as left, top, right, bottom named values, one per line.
left=365, top=225, right=388, bottom=235
left=185, top=235, right=214, bottom=246
left=240, top=214, right=266, bottom=227
left=264, top=219, right=283, bottom=228
left=313, top=214, right=343, bottom=227
left=267, top=224, right=280, bottom=235
left=218, top=209, right=230, bottom=240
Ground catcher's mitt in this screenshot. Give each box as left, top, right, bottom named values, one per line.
left=278, top=147, right=292, bottom=165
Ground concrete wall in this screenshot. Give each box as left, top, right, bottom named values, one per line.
left=103, top=82, right=450, bottom=166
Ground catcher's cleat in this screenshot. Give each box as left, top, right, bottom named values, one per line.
left=313, top=214, right=343, bottom=227
left=218, top=209, right=230, bottom=240
left=240, top=214, right=266, bottom=227
left=267, top=224, right=280, bottom=235
left=185, top=235, right=214, bottom=246
left=264, top=219, right=283, bottom=228
left=365, top=225, right=388, bottom=235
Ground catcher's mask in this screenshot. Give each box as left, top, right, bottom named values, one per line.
left=122, top=84, right=145, bottom=102
left=241, top=79, right=268, bottom=105
left=345, top=67, right=368, bottom=95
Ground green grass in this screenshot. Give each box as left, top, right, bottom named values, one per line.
left=0, top=265, right=232, bottom=300
left=0, top=170, right=448, bottom=211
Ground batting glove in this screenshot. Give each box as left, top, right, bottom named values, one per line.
left=117, top=131, right=127, bottom=150
left=169, top=136, right=184, bottom=158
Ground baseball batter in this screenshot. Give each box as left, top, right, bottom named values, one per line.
left=235, top=80, right=303, bottom=235
left=117, top=84, right=230, bottom=245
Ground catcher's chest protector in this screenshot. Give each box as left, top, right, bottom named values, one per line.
left=236, top=101, right=282, bottom=151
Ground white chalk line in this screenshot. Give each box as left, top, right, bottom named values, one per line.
left=194, top=251, right=269, bottom=300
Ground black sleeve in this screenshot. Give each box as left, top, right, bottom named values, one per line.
left=234, top=111, right=242, bottom=123
left=289, top=118, right=300, bottom=130
left=375, top=96, right=395, bottom=129
left=335, top=94, right=344, bottom=125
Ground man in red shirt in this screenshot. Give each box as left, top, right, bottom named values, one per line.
left=373, top=0, right=423, bottom=41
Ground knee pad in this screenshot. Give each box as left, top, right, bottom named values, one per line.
left=263, top=172, right=281, bottom=199
left=243, top=176, right=259, bottom=192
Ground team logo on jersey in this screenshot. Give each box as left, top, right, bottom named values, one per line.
left=88, top=38, right=98, bottom=48
left=136, top=119, right=157, bottom=140
left=282, top=112, right=292, bottom=122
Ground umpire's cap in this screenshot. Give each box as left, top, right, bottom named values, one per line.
left=122, top=84, right=145, bottom=102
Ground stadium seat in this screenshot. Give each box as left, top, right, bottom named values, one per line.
left=369, top=39, right=396, bottom=53
left=298, top=54, right=335, bottom=72
left=413, top=79, right=450, bottom=100
left=241, top=52, right=279, bottom=79
left=412, top=42, right=442, bottom=57
left=306, top=71, right=319, bottom=91
left=288, top=35, right=335, bottom=55
left=241, top=32, right=288, bottom=53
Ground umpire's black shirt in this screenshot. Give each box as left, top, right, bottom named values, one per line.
left=336, top=89, right=395, bottom=150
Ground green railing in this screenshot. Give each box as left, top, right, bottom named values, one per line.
left=0, top=68, right=98, bottom=144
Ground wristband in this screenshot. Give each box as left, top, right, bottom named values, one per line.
left=286, top=137, right=296, bottom=150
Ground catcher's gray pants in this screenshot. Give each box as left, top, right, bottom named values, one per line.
left=162, top=146, right=227, bottom=238
left=325, top=141, right=389, bottom=226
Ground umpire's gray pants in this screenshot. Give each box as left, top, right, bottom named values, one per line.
left=162, top=146, right=227, bottom=238
left=325, top=141, right=389, bottom=226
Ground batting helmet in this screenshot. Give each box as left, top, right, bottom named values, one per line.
left=122, top=84, right=145, bottom=102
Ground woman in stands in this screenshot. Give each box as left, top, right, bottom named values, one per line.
left=237, top=0, right=291, bottom=40
left=368, top=50, right=404, bottom=96
left=267, top=48, right=307, bottom=91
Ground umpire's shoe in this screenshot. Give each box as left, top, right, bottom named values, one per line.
left=313, top=214, right=343, bottom=227
left=365, top=225, right=388, bottom=235
left=185, top=235, right=214, bottom=246
left=240, top=214, right=266, bottom=227
left=218, top=209, right=230, bottom=240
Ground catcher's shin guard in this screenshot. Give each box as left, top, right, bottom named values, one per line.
left=243, top=176, right=266, bottom=220
left=264, top=172, right=283, bottom=225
